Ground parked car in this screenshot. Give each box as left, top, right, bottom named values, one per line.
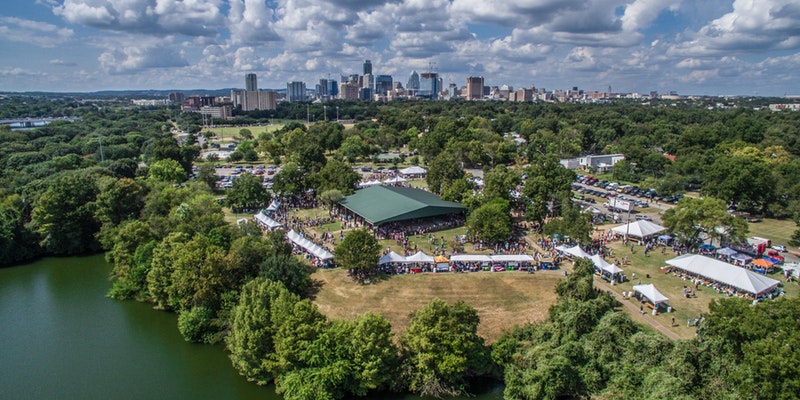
left=771, top=244, right=787, bottom=253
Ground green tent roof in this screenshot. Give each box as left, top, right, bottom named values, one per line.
left=338, top=185, right=467, bottom=226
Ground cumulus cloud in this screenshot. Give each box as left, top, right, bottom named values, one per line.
left=50, top=59, right=78, bottom=66
left=670, top=0, right=800, bottom=56
left=53, top=0, right=223, bottom=37
left=227, top=0, right=280, bottom=44
left=98, top=37, right=189, bottom=74
left=0, top=16, right=73, bottom=47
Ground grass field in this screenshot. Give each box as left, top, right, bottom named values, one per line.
left=311, top=267, right=563, bottom=342
left=747, top=218, right=797, bottom=253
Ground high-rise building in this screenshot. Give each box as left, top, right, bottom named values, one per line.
left=168, top=92, right=185, bottom=103
left=231, top=89, right=276, bottom=111
left=375, top=75, right=393, bottom=97
left=245, top=73, right=258, bottom=92
left=327, top=79, right=338, bottom=98
left=419, top=72, right=439, bottom=99
left=466, top=76, right=484, bottom=100
left=363, top=59, right=372, bottom=75
left=287, top=81, right=307, bottom=102
left=340, top=82, right=360, bottom=100
left=407, top=70, right=420, bottom=96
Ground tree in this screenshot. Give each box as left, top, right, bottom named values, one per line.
left=227, top=278, right=300, bottom=385
left=272, top=162, right=307, bottom=197
left=401, top=298, right=491, bottom=398
left=148, top=158, right=186, bottom=183
left=661, top=196, right=748, bottom=249
left=542, top=202, right=593, bottom=244
left=522, top=154, right=575, bottom=228
left=334, top=228, right=381, bottom=282
left=310, top=158, right=360, bottom=195
left=426, top=151, right=465, bottom=194
left=318, top=189, right=344, bottom=211
left=482, top=164, right=521, bottom=203
left=466, top=198, right=512, bottom=243
left=31, top=172, right=101, bottom=255
left=259, top=254, right=313, bottom=296
left=227, top=173, right=271, bottom=211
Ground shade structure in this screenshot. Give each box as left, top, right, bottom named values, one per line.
left=254, top=211, right=282, bottom=230
left=489, top=254, right=535, bottom=263
left=450, top=254, right=491, bottom=263
left=338, top=185, right=467, bottom=226
left=265, top=199, right=281, bottom=213
left=590, top=254, right=623, bottom=274
left=379, top=251, right=406, bottom=264
left=399, top=166, right=427, bottom=176
left=287, top=229, right=334, bottom=261
left=716, top=247, right=738, bottom=256
left=666, top=254, right=780, bottom=296
left=611, top=220, right=667, bottom=239
left=730, top=253, right=753, bottom=263
left=752, top=258, right=774, bottom=268
left=404, top=251, right=435, bottom=264
left=434, top=255, right=450, bottom=263
left=555, top=245, right=592, bottom=259
left=383, top=176, right=408, bottom=185
left=358, top=180, right=382, bottom=188
left=632, top=284, right=669, bottom=305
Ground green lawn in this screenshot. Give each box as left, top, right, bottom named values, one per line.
left=747, top=218, right=797, bottom=253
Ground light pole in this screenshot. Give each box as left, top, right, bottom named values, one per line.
left=324, top=105, right=327, bottom=121
left=336, top=106, right=339, bottom=122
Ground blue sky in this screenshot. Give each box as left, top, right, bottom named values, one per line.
left=1, top=0, right=799, bottom=96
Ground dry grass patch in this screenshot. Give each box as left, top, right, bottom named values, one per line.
left=312, top=268, right=563, bottom=342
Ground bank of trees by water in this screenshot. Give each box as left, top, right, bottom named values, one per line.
left=2, top=96, right=800, bottom=398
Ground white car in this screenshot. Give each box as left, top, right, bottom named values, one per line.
left=771, top=244, right=787, bottom=253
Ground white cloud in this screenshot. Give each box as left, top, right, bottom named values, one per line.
left=49, top=59, right=78, bottom=66
left=227, top=0, right=280, bottom=44
left=53, top=0, right=223, bottom=36
left=0, top=16, right=74, bottom=47
left=98, top=37, right=189, bottom=74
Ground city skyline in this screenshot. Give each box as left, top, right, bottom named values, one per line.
left=1, top=1, right=799, bottom=96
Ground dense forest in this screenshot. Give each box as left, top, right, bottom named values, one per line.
left=2, top=95, right=800, bottom=399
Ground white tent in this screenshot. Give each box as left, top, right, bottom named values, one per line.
left=382, top=176, right=408, bottom=185
left=403, top=251, right=434, bottom=264
left=490, top=254, right=534, bottom=263
left=716, top=247, right=738, bottom=256
left=358, top=180, right=382, bottom=188
left=379, top=251, right=406, bottom=264
left=589, top=254, right=623, bottom=274
left=555, top=245, right=592, bottom=259
left=666, top=254, right=780, bottom=296
left=399, top=166, right=427, bottom=176
left=450, top=255, right=491, bottom=263
left=632, top=284, right=669, bottom=305
left=286, top=229, right=334, bottom=261
left=265, top=199, right=281, bottom=213
left=782, top=263, right=800, bottom=279
left=254, top=211, right=283, bottom=230
left=611, top=220, right=667, bottom=239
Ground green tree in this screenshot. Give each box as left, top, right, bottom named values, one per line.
left=227, top=173, right=271, bottom=211
left=310, top=158, right=360, bottom=195
left=31, top=172, right=101, bottom=255
left=272, top=162, right=307, bottom=197
left=401, top=298, right=491, bottom=398
left=259, top=254, right=313, bottom=296
left=426, top=151, right=465, bottom=194
left=542, top=202, right=593, bottom=244
left=334, top=229, right=381, bottom=281
left=227, top=278, right=300, bottom=385
left=661, top=196, right=748, bottom=249
left=522, top=154, right=575, bottom=229
left=148, top=158, right=186, bottom=183
left=466, top=198, right=512, bottom=243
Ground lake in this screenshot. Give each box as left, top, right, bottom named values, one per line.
left=0, top=255, right=503, bottom=399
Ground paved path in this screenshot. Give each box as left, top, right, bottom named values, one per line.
left=593, top=277, right=682, bottom=340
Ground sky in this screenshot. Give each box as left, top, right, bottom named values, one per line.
left=1, top=0, right=799, bottom=96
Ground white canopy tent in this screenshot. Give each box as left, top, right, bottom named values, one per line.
left=399, top=166, right=427, bottom=176
left=782, top=263, right=800, bottom=279
left=358, top=180, right=382, bottom=188
left=265, top=199, right=281, bottom=213
left=632, top=284, right=669, bottom=305
left=382, top=176, right=408, bottom=185
left=490, top=254, right=535, bottom=263
left=254, top=211, right=283, bottom=230
left=589, top=254, right=623, bottom=275
left=555, top=245, right=592, bottom=259
left=666, top=254, right=780, bottom=296
left=403, top=251, right=435, bottom=264
left=611, top=220, right=667, bottom=239
left=379, top=251, right=406, bottom=265
left=716, top=247, right=738, bottom=257
left=450, top=255, right=492, bottom=263
left=287, top=229, right=334, bottom=261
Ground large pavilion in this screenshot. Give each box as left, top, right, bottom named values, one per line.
left=337, top=185, right=467, bottom=227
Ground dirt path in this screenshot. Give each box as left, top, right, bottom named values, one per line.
left=593, top=277, right=682, bottom=340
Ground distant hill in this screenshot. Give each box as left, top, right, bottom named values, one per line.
left=0, top=88, right=287, bottom=99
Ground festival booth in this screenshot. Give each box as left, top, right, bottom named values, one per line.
left=782, top=263, right=800, bottom=280
left=382, top=176, right=408, bottom=186
left=698, top=243, right=716, bottom=256
left=632, top=284, right=670, bottom=313
left=403, top=251, right=435, bottom=273
left=589, top=254, right=624, bottom=283
left=286, top=229, right=335, bottom=267
left=254, top=211, right=283, bottom=231
left=538, top=255, right=556, bottom=270
left=358, top=180, right=382, bottom=188
left=730, top=253, right=753, bottom=267
left=434, top=255, right=451, bottom=272
left=490, top=254, right=535, bottom=271
left=379, top=251, right=408, bottom=274
left=657, top=235, right=673, bottom=246
left=611, top=220, right=667, bottom=242
left=750, top=258, right=775, bottom=275
left=450, top=254, right=491, bottom=272
left=555, top=245, right=592, bottom=260
left=399, top=166, right=427, bottom=178
left=265, top=199, right=281, bottom=213
left=665, top=254, right=781, bottom=299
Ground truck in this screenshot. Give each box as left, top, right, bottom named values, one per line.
left=604, top=197, right=634, bottom=212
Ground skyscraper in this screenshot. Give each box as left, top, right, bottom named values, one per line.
left=407, top=70, right=420, bottom=96
left=466, top=76, right=484, bottom=100
left=419, top=72, right=439, bottom=99
left=363, top=59, right=372, bottom=75
left=375, top=75, right=393, bottom=97
left=287, top=81, right=307, bottom=102
left=245, top=73, right=257, bottom=92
